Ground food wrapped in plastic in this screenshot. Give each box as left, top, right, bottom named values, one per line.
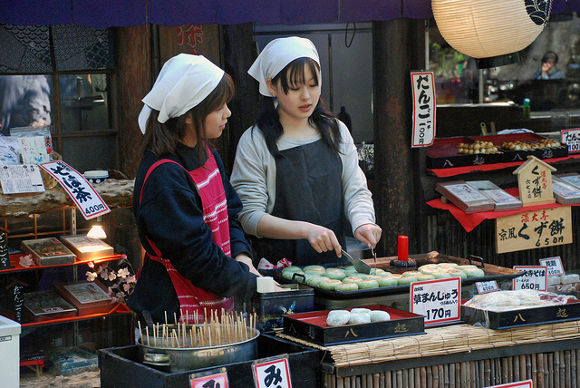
left=464, top=290, right=573, bottom=312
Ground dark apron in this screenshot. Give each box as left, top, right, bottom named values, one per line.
left=253, top=139, right=347, bottom=267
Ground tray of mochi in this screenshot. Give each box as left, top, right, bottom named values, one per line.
left=276, top=252, right=522, bottom=299
left=282, top=305, right=425, bottom=345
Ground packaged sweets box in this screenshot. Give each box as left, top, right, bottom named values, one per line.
left=21, top=237, right=76, bottom=266
left=59, top=235, right=114, bottom=261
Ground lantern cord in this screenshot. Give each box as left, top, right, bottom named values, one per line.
left=344, top=22, right=356, bottom=48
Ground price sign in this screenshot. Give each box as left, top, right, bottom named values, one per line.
left=40, top=161, right=110, bottom=220
left=189, top=368, right=228, bottom=388
left=475, top=280, right=499, bottom=294
left=513, top=265, right=547, bottom=291
left=561, top=128, right=580, bottom=153
left=410, top=277, right=461, bottom=325
left=484, top=379, right=533, bottom=388
left=539, top=256, right=565, bottom=277
left=252, top=356, right=292, bottom=388
left=410, top=71, right=435, bottom=148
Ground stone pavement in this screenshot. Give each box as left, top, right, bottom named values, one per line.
left=20, top=368, right=100, bottom=388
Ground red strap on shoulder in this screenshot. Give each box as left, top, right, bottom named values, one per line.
left=138, top=159, right=184, bottom=204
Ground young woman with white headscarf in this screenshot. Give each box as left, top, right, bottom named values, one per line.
left=230, top=37, right=382, bottom=267
left=128, top=54, right=261, bottom=324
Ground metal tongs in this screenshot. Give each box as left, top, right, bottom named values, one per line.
left=341, top=248, right=371, bottom=274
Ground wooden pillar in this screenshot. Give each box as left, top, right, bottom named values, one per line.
left=373, top=19, right=426, bottom=256
left=115, top=25, right=152, bottom=178
left=222, top=23, right=260, bottom=172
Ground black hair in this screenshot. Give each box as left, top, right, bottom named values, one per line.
left=140, top=73, right=234, bottom=160
left=254, top=57, right=341, bottom=159
left=542, top=51, right=558, bottom=64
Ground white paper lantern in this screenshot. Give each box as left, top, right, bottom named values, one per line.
left=432, top=0, right=551, bottom=66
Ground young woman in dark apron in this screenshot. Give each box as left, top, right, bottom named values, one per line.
left=231, top=37, right=382, bottom=267
left=128, top=54, right=261, bottom=325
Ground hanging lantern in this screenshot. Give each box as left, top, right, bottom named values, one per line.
left=432, top=0, right=552, bottom=68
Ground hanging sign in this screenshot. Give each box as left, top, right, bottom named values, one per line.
left=513, top=265, right=547, bottom=291
left=561, top=128, right=580, bottom=153
left=410, top=277, right=461, bottom=325
left=410, top=71, right=436, bottom=148
left=495, top=206, right=572, bottom=254
left=189, top=367, right=229, bottom=388
left=539, top=256, right=565, bottom=277
left=252, top=355, right=292, bottom=388
left=39, top=161, right=110, bottom=220
left=475, top=280, right=499, bottom=294
left=0, top=164, right=45, bottom=194
left=485, top=379, right=533, bottom=388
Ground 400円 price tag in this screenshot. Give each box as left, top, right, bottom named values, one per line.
left=40, top=161, right=110, bottom=220
left=410, top=277, right=461, bottom=325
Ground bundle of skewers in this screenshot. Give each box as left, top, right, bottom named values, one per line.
left=138, top=309, right=258, bottom=349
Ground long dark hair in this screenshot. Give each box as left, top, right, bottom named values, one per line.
left=254, top=57, right=341, bottom=159
left=140, top=73, right=235, bottom=160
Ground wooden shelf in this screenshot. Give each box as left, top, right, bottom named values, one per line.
left=0, top=253, right=125, bottom=274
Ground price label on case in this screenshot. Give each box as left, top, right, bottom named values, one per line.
left=475, top=280, right=499, bottom=294
left=513, top=265, right=547, bottom=291
left=410, top=277, right=461, bottom=325
left=561, top=128, right=580, bottom=153
left=539, top=256, right=565, bottom=277
left=189, top=368, right=228, bottom=388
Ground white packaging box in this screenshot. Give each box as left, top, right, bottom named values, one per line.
left=0, top=315, right=21, bottom=387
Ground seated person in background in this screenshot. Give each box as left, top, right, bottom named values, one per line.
left=533, top=51, right=565, bottom=80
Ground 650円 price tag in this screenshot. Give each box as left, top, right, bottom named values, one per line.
left=513, top=265, right=547, bottom=291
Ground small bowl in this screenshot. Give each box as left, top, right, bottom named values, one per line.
left=84, top=170, right=109, bottom=184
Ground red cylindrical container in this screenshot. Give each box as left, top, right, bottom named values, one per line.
left=398, top=235, right=409, bottom=262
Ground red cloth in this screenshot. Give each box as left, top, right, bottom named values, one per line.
left=427, top=188, right=580, bottom=232
left=428, top=154, right=580, bottom=178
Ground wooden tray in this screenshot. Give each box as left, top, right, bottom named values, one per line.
left=272, top=253, right=522, bottom=300
left=283, top=304, right=425, bottom=346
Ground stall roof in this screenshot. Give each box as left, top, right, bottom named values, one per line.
left=1, top=0, right=579, bottom=27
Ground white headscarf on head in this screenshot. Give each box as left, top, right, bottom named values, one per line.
left=138, top=53, right=225, bottom=134
left=248, top=36, right=320, bottom=97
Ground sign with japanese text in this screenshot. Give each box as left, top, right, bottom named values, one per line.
left=475, top=280, right=500, bottom=294
left=189, top=368, right=228, bottom=388
left=39, top=161, right=110, bottom=220
left=561, top=128, right=580, bottom=153
left=410, top=277, right=461, bottom=325
left=252, top=356, right=292, bottom=388
left=410, top=71, right=435, bottom=148
left=513, top=265, right=547, bottom=291
left=495, top=206, right=572, bottom=253
left=539, top=256, right=565, bottom=277
left=484, top=379, right=533, bottom=388
left=0, top=164, right=45, bottom=194
left=513, top=156, right=555, bottom=206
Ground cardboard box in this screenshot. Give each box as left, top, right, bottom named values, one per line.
left=466, top=180, right=522, bottom=211
left=552, top=177, right=580, bottom=205
left=0, top=315, right=20, bottom=388
left=21, top=237, right=76, bottom=266
left=59, top=235, right=114, bottom=261
left=54, top=280, right=114, bottom=315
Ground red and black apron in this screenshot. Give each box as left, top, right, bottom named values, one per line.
left=252, top=139, right=348, bottom=267
left=139, top=151, right=234, bottom=323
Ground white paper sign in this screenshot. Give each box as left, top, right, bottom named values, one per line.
left=539, top=256, right=565, bottom=277
left=253, top=356, right=292, bottom=388
left=0, top=164, right=45, bottom=194
left=484, top=379, right=532, bottom=388
left=410, top=71, right=436, bottom=147
left=39, top=161, right=110, bottom=220
left=410, top=277, right=461, bottom=325
left=513, top=265, right=547, bottom=291
left=561, top=128, right=580, bottom=153
left=18, top=136, right=50, bottom=164
left=475, top=280, right=499, bottom=294
left=189, top=368, right=229, bottom=388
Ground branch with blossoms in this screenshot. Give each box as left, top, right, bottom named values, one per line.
left=85, top=255, right=136, bottom=303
